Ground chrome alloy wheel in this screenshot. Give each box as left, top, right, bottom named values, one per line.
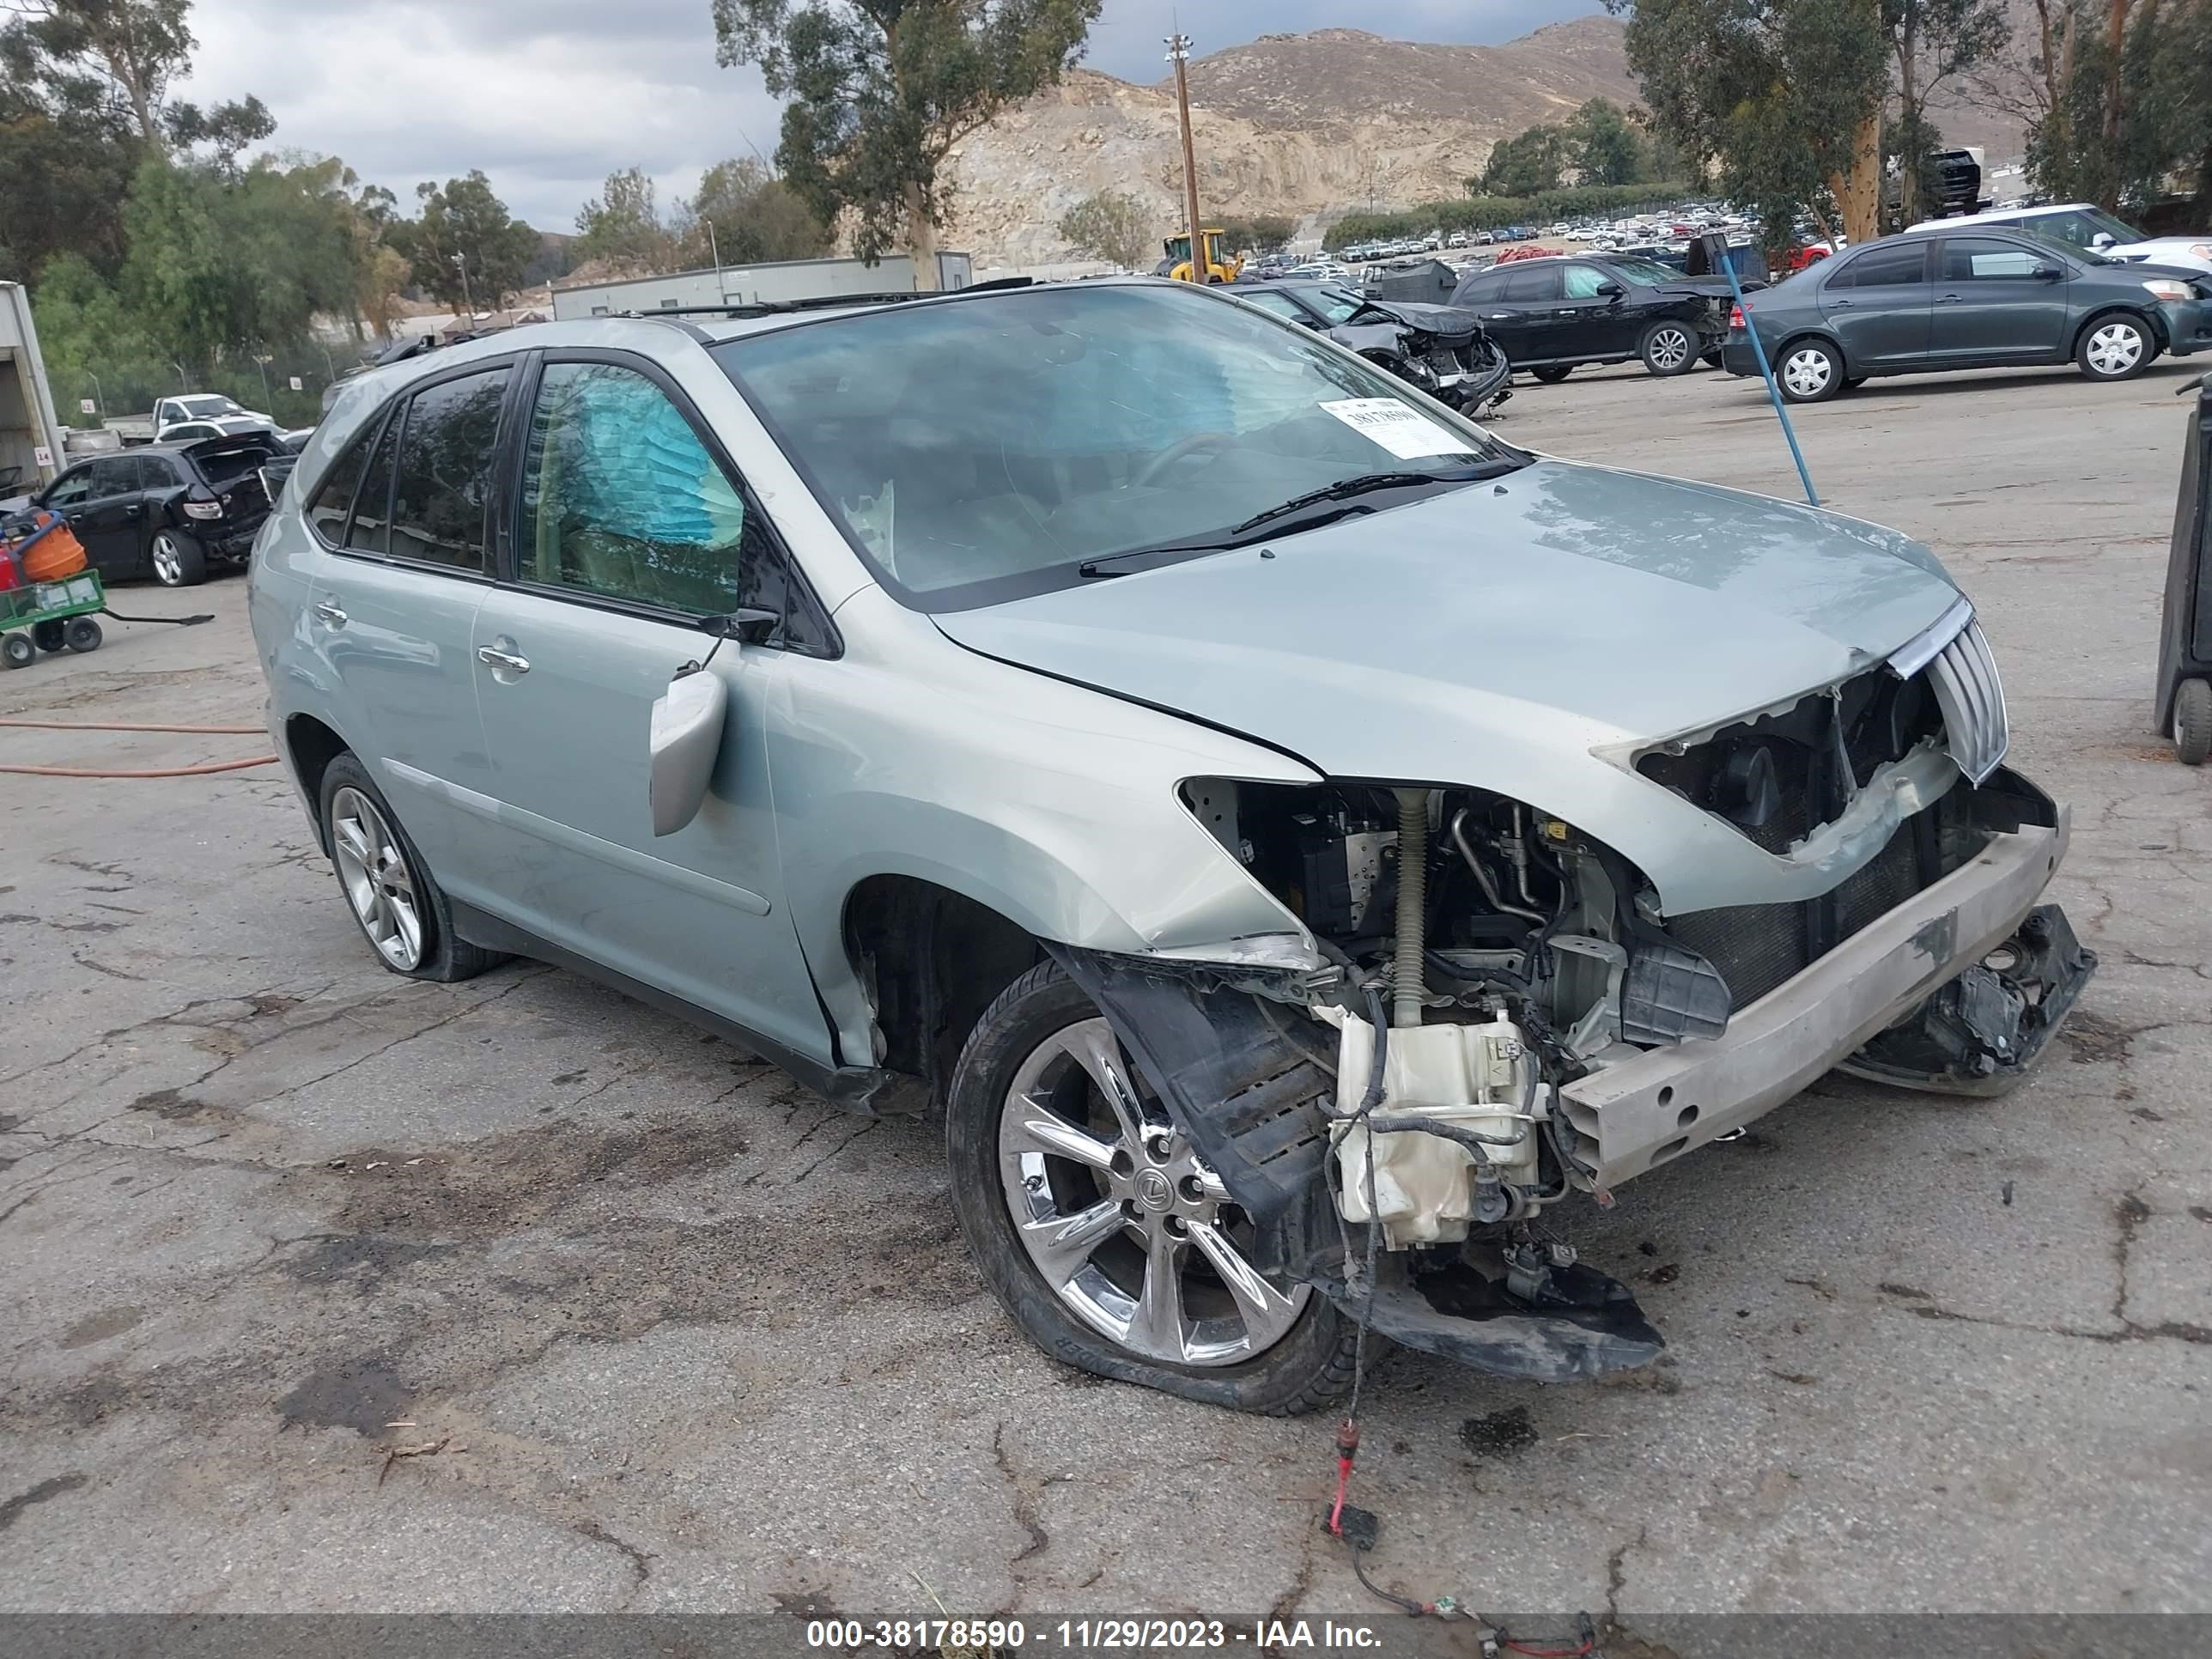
left=997, top=1018, right=1309, bottom=1366
left=1781, top=346, right=1832, bottom=398
left=329, top=786, right=425, bottom=969
left=2085, top=321, right=2144, bottom=376
left=1646, top=325, right=1692, bottom=370
left=150, top=534, right=185, bottom=586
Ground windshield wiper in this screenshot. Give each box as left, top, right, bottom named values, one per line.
left=1229, top=466, right=1503, bottom=535
left=1075, top=460, right=1521, bottom=578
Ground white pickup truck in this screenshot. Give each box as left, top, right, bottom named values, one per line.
left=105, top=393, right=277, bottom=447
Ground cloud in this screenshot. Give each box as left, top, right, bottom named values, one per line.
left=173, top=0, right=1599, bottom=230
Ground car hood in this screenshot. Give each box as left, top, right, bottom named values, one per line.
left=1354, top=299, right=1486, bottom=334
left=2112, top=238, right=2212, bottom=272
left=933, top=459, right=1962, bottom=783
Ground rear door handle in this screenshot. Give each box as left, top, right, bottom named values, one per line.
left=477, top=645, right=530, bottom=674
left=312, top=600, right=347, bottom=627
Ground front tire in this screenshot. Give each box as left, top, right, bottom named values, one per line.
left=2077, top=313, right=2153, bottom=381
left=1777, top=337, right=1844, bottom=403
left=945, top=963, right=1358, bottom=1414
left=1640, top=321, right=1698, bottom=376
left=318, top=753, right=505, bottom=981
left=150, top=529, right=206, bottom=587
left=1, top=632, right=33, bottom=670
left=1529, top=365, right=1573, bottom=384
left=64, top=617, right=100, bottom=653
left=2177, top=678, right=2212, bottom=766
left=31, top=619, right=65, bottom=653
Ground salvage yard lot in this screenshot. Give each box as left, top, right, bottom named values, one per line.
left=3, top=356, right=2207, bottom=1622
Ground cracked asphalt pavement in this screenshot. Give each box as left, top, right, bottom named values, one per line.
left=2, top=356, right=2207, bottom=1627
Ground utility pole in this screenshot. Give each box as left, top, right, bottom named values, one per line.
left=1165, top=32, right=1205, bottom=281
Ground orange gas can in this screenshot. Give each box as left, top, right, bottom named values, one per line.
left=20, top=515, right=88, bottom=582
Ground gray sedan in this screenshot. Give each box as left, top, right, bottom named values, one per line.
left=1723, top=226, right=2212, bottom=400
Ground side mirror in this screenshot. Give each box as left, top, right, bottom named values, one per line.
left=1595, top=280, right=1625, bottom=299
left=2033, top=262, right=2064, bottom=281
left=648, top=665, right=728, bottom=837
left=2091, top=233, right=2116, bottom=251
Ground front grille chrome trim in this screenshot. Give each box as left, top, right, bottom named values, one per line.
left=1888, top=597, right=2008, bottom=785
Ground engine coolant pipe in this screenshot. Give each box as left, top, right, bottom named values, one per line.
left=1393, top=787, right=1431, bottom=1027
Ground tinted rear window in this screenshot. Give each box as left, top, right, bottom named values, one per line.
left=387, top=368, right=508, bottom=571
left=308, top=430, right=373, bottom=544
left=346, top=411, right=400, bottom=557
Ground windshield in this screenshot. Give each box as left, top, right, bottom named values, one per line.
left=716, top=283, right=1516, bottom=611
left=1606, top=256, right=1682, bottom=286
left=178, top=395, right=242, bottom=417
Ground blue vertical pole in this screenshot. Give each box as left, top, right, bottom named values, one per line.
left=1721, top=251, right=1820, bottom=507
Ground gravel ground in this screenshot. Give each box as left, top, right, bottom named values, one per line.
left=2, top=351, right=2206, bottom=1635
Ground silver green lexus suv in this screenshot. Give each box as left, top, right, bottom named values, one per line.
left=251, top=277, right=2093, bottom=1413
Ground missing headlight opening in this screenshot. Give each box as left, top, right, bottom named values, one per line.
left=1177, top=777, right=1641, bottom=1238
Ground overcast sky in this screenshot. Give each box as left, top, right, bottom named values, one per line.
left=174, top=0, right=1600, bottom=231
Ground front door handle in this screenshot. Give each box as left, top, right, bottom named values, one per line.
left=1938, top=292, right=1965, bottom=303
left=477, top=645, right=530, bottom=675
left=312, top=600, right=347, bottom=627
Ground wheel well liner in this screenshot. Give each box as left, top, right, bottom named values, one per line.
left=842, top=875, right=1042, bottom=1101
left=284, top=714, right=348, bottom=848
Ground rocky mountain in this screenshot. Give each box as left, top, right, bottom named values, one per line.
left=939, top=15, right=2029, bottom=270
left=943, top=19, right=1643, bottom=270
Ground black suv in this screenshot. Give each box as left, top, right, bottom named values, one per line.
left=30, top=433, right=283, bottom=586
left=1449, top=253, right=1741, bottom=380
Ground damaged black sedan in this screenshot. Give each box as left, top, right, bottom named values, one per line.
left=1235, top=281, right=1512, bottom=415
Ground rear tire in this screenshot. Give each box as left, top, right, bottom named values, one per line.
left=1530, top=365, right=1573, bottom=383
left=2076, top=313, right=2154, bottom=381
left=317, top=752, right=507, bottom=981
left=1639, top=321, right=1698, bottom=376
left=150, top=529, right=207, bottom=587
left=1777, top=337, right=1844, bottom=403
left=2177, top=678, right=2212, bottom=767
left=945, top=962, right=1358, bottom=1414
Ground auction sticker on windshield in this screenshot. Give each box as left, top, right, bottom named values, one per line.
left=1318, top=398, right=1468, bottom=460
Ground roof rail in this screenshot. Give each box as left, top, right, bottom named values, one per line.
left=619, top=277, right=1036, bottom=324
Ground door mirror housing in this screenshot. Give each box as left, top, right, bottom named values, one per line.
left=1595, top=280, right=1626, bottom=299
left=2090, top=232, right=2117, bottom=251
left=648, top=665, right=728, bottom=837
left=2032, top=262, right=2064, bottom=282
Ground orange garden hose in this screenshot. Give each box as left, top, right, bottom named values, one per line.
left=0, top=717, right=277, bottom=778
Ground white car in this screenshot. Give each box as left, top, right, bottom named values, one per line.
left=151, top=394, right=276, bottom=444
left=1905, top=202, right=2212, bottom=277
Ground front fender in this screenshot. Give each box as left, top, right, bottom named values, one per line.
left=769, top=586, right=1323, bottom=1060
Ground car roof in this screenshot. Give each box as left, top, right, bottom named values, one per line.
left=1901, top=203, right=2093, bottom=234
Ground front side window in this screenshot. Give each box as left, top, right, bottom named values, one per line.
left=1562, top=264, right=1612, bottom=299
left=1942, top=239, right=2045, bottom=281
left=716, top=283, right=1515, bottom=611
left=1605, top=256, right=1682, bottom=287
left=386, top=368, right=508, bottom=571
left=517, top=361, right=748, bottom=616
left=1237, top=289, right=1309, bottom=323
left=43, top=467, right=96, bottom=507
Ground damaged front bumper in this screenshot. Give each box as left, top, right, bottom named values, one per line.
left=1559, top=813, right=2090, bottom=1189
left=1050, top=808, right=2094, bottom=1386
